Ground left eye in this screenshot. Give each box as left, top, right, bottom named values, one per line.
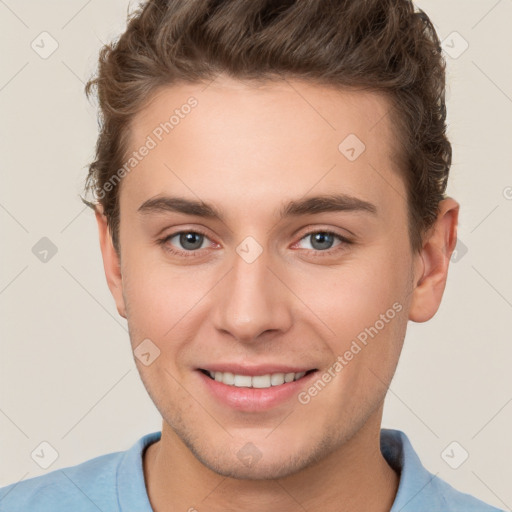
left=296, top=231, right=343, bottom=251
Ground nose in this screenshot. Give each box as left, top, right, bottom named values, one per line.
left=212, top=246, right=293, bottom=344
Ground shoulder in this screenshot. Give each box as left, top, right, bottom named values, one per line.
left=0, top=450, right=123, bottom=512
left=427, top=474, right=504, bottom=512
left=381, top=429, right=505, bottom=512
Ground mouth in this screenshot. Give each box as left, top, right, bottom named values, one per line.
left=197, top=366, right=320, bottom=411
left=199, top=368, right=317, bottom=389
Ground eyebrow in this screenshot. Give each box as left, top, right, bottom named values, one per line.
left=137, top=193, right=377, bottom=221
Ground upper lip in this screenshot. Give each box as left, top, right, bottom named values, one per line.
left=198, top=364, right=317, bottom=376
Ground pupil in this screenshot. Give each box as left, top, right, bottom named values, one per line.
left=311, top=232, right=333, bottom=250
left=180, top=232, right=203, bottom=250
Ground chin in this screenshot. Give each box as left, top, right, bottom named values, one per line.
left=179, top=428, right=336, bottom=481
left=194, top=449, right=310, bottom=480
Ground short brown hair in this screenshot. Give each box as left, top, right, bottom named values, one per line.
left=84, top=0, right=451, bottom=254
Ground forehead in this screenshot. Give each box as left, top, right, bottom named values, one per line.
left=132, top=77, right=395, bottom=156
left=122, top=76, right=405, bottom=220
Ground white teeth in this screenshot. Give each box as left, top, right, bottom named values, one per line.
left=252, top=375, right=271, bottom=388
left=270, top=373, right=285, bottom=386
left=234, top=374, right=252, bottom=387
left=207, top=370, right=309, bottom=388
left=222, top=372, right=235, bottom=385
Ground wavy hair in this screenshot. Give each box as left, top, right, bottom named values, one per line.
left=84, top=0, right=451, bottom=253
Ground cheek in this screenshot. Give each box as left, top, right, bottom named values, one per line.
left=121, top=246, right=223, bottom=353
left=299, top=251, right=409, bottom=341
left=296, top=255, right=410, bottom=418
left=294, top=245, right=412, bottom=405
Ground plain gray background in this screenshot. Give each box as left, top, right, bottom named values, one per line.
left=1, top=0, right=511, bottom=508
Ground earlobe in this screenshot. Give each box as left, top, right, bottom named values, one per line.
left=408, top=198, right=459, bottom=323
left=95, top=208, right=127, bottom=319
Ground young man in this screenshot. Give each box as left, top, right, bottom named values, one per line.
left=0, top=1, right=504, bottom=511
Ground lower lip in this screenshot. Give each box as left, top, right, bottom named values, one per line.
left=197, top=370, right=317, bottom=412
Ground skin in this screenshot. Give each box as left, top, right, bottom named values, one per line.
left=96, top=75, right=459, bottom=512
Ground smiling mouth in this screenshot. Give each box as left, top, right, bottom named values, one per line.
left=199, top=369, right=317, bottom=389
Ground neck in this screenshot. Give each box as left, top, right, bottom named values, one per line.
left=143, top=413, right=399, bottom=512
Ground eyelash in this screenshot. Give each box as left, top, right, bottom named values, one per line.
left=157, top=229, right=353, bottom=259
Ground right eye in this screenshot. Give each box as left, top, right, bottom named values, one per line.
left=159, top=230, right=216, bottom=258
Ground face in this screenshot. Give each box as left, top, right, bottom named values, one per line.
left=97, top=75, right=449, bottom=480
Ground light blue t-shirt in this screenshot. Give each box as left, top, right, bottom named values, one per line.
left=0, top=429, right=504, bottom=511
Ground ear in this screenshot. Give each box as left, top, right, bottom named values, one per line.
left=95, top=208, right=127, bottom=318
left=409, top=197, right=460, bottom=323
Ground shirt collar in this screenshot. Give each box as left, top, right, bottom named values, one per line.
left=382, top=428, right=448, bottom=511
left=117, top=430, right=161, bottom=511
